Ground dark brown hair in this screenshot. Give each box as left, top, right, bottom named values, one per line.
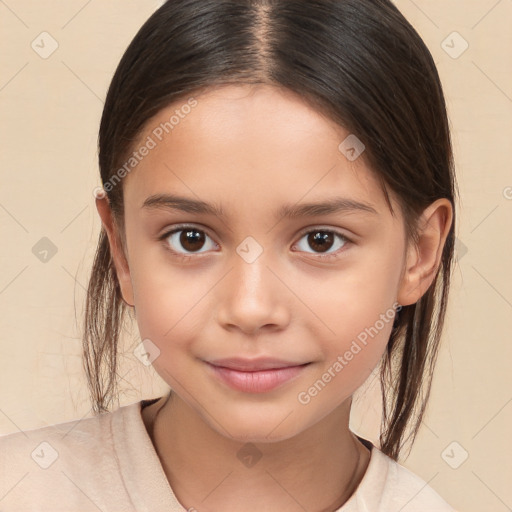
left=84, top=0, right=457, bottom=461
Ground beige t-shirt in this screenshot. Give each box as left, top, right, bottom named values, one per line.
left=0, top=398, right=456, bottom=511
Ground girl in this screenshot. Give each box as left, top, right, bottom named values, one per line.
left=1, top=0, right=458, bottom=510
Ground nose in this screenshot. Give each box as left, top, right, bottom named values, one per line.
left=215, top=251, right=291, bottom=335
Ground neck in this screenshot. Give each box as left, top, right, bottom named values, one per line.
left=144, top=391, right=370, bottom=512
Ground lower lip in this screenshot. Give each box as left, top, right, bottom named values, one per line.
left=206, top=363, right=309, bottom=393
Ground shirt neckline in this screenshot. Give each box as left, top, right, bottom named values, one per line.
left=113, top=398, right=390, bottom=511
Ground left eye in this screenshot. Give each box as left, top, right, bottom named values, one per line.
left=294, top=229, right=349, bottom=257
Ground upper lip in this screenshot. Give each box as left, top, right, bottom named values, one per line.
left=206, top=357, right=310, bottom=371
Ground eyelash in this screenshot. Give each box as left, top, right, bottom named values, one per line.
left=159, top=224, right=352, bottom=261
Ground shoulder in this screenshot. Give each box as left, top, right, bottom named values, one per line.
left=370, top=448, right=456, bottom=511
left=341, top=438, right=456, bottom=511
left=0, top=405, right=116, bottom=466
left=0, top=402, right=141, bottom=509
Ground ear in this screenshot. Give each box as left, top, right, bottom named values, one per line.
left=397, top=198, right=453, bottom=306
left=95, top=194, right=135, bottom=307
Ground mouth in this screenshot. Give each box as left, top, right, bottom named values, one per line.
left=205, top=358, right=312, bottom=393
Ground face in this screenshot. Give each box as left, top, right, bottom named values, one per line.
left=99, top=84, right=431, bottom=443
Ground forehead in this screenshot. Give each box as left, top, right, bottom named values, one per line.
left=122, top=84, right=393, bottom=218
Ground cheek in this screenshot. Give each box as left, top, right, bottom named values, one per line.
left=297, top=283, right=396, bottom=414
left=309, top=248, right=402, bottom=338
left=302, top=245, right=403, bottom=383
left=134, top=277, right=205, bottom=347
left=134, top=279, right=208, bottom=384
left=127, top=244, right=209, bottom=354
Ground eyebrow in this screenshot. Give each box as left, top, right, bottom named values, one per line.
left=141, top=193, right=378, bottom=220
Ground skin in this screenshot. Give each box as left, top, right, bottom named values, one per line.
left=96, top=84, right=453, bottom=512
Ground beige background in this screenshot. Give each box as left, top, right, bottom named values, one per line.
left=1, top=1, right=511, bottom=511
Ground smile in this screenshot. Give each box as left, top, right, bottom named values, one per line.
left=205, top=361, right=311, bottom=393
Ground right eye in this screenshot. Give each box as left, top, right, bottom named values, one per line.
left=159, top=225, right=218, bottom=259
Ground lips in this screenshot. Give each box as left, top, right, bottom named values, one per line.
left=207, top=357, right=309, bottom=371
left=205, top=357, right=311, bottom=393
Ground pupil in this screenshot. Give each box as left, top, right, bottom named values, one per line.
left=308, top=231, right=333, bottom=253
left=180, top=229, right=205, bottom=252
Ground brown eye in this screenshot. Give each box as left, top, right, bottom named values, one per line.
left=307, top=231, right=335, bottom=253
left=162, top=226, right=216, bottom=256
left=294, top=229, right=349, bottom=258
left=179, top=229, right=206, bottom=252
